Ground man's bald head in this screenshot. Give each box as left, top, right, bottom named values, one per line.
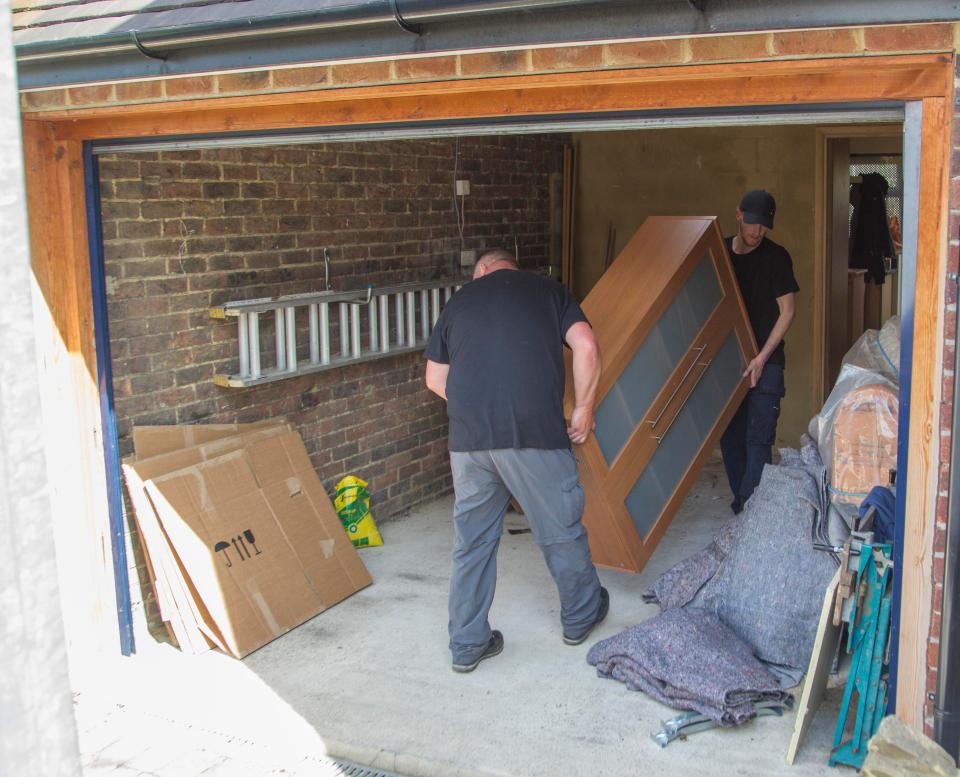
left=473, top=249, right=519, bottom=279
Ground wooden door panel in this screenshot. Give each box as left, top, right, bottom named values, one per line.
left=605, top=308, right=745, bottom=503
left=593, top=247, right=725, bottom=467
left=567, top=216, right=757, bottom=573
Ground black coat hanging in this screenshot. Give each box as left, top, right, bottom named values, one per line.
left=849, top=172, right=896, bottom=285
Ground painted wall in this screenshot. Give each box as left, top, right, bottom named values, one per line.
left=572, top=126, right=817, bottom=448
left=0, top=1, right=81, bottom=772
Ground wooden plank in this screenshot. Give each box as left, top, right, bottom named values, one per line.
left=896, top=96, right=950, bottom=730
left=41, top=55, right=951, bottom=141
left=787, top=568, right=842, bottom=765
left=22, top=122, right=120, bottom=665
left=35, top=54, right=949, bottom=126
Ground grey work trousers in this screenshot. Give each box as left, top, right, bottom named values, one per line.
left=448, top=448, right=601, bottom=664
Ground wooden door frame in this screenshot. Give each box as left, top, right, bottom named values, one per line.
left=813, top=123, right=904, bottom=409
left=20, top=52, right=953, bottom=729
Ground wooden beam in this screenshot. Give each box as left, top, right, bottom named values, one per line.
left=896, top=95, right=950, bottom=730
left=41, top=54, right=951, bottom=142
left=22, top=121, right=118, bottom=669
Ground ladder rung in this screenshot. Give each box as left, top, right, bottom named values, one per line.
left=405, top=290, right=415, bottom=346
left=431, top=288, right=441, bottom=327
left=309, top=304, right=319, bottom=364
left=248, top=313, right=261, bottom=380
left=420, top=289, right=430, bottom=340
left=238, top=313, right=249, bottom=376
left=395, top=293, right=405, bottom=347
left=320, top=302, right=331, bottom=364
left=379, top=295, right=389, bottom=353
left=285, top=306, right=297, bottom=372
left=339, top=303, right=350, bottom=357
left=350, top=304, right=361, bottom=358
left=275, top=308, right=286, bottom=371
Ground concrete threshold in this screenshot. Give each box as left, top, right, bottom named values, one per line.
left=76, top=456, right=840, bottom=777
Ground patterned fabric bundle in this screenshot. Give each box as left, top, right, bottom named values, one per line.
left=587, top=608, right=788, bottom=726
left=642, top=519, right=738, bottom=610
left=593, top=442, right=838, bottom=722
left=699, top=450, right=837, bottom=672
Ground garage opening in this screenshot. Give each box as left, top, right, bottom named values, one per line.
left=86, top=103, right=918, bottom=772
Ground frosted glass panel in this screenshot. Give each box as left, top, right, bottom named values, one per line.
left=624, top=331, right=743, bottom=540
left=594, top=253, right=722, bottom=465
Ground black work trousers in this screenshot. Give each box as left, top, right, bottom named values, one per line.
left=720, top=363, right=785, bottom=513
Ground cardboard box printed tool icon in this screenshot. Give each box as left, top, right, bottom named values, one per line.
left=127, top=425, right=371, bottom=658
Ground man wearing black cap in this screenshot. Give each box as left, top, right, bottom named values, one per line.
left=721, top=189, right=799, bottom=514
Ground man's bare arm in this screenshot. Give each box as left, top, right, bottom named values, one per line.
left=744, top=292, right=796, bottom=387
left=565, top=321, right=601, bottom=445
left=425, top=360, right=450, bottom=400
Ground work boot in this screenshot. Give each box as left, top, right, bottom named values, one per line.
left=452, top=630, right=504, bottom=673
left=563, top=586, right=609, bottom=646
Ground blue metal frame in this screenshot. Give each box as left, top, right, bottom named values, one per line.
left=83, top=142, right=135, bottom=656
left=887, top=100, right=922, bottom=711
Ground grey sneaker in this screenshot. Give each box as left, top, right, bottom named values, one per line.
left=452, top=630, right=504, bottom=673
left=563, top=587, right=610, bottom=646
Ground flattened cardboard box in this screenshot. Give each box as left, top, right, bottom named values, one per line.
left=139, top=431, right=371, bottom=657
left=131, top=423, right=292, bottom=482
left=124, top=423, right=295, bottom=652
left=132, top=419, right=284, bottom=459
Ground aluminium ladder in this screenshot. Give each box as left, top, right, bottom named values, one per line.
left=210, top=279, right=462, bottom=387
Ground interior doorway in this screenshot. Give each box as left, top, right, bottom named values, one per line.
left=818, top=126, right=904, bottom=401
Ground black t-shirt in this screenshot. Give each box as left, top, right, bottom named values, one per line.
left=424, top=270, right=588, bottom=452
left=724, top=236, right=799, bottom=369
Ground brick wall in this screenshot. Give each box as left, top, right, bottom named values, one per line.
left=100, top=134, right=564, bottom=630
left=926, top=66, right=960, bottom=733
left=20, top=23, right=959, bottom=113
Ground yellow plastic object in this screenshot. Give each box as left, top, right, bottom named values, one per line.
left=334, top=476, right=383, bottom=548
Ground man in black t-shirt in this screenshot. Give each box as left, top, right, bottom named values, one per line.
left=424, top=249, right=608, bottom=673
left=721, top=190, right=799, bottom=514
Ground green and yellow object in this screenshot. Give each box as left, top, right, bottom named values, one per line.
left=334, top=475, right=383, bottom=548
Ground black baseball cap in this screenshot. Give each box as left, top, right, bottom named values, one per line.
left=739, top=189, right=776, bottom=229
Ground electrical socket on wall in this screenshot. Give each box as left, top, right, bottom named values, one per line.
left=460, top=249, right=477, bottom=267
left=455, top=179, right=470, bottom=196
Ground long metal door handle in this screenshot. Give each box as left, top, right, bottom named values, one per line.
left=652, top=359, right=712, bottom=445
left=647, top=344, right=707, bottom=430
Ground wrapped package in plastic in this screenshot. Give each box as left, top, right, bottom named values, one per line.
left=809, top=317, right=901, bottom=511
left=840, top=315, right=901, bottom=381
left=809, top=363, right=897, bottom=478
left=831, top=383, right=898, bottom=506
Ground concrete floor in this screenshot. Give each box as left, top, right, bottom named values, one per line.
left=76, top=456, right=841, bottom=777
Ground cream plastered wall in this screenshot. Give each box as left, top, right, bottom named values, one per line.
left=572, top=125, right=818, bottom=448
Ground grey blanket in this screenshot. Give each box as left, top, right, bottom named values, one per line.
left=699, top=447, right=838, bottom=672
left=587, top=607, right=788, bottom=726
left=642, top=518, right=739, bottom=609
